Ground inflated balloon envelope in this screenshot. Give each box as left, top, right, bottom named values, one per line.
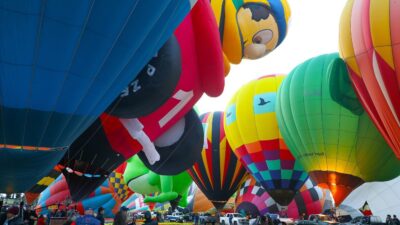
left=235, top=177, right=333, bottom=218
left=36, top=163, right=132, bottom=218
left=275, top=53, right=400, bottom=206
left=58, top=0, right=224, bottom=200
left=123, top=0, right=225, bottom=174
left=57, top=35, right=183, bottom=200
left=123, top=155, right=193, bottom=209
left=188, top=112, right=248, bottom=210
left=210, top=0, right=291, bottom=74
left=224, top=75, right=309, bottom=207
left=338, top=0, right=400, bottom=160
left=0, top=0, right=197, bottom=194
left=60, top=35, right=181, bottom=200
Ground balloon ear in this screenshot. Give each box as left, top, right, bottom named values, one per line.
left=328, top=57, right=364, bottom=115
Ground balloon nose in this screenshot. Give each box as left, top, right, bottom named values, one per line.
left=244, top=44, right=267, bottom=59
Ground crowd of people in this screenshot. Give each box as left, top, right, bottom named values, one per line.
left=0, top=203, right=158, bottom=225
left=3, top=202, right=400, bottom=225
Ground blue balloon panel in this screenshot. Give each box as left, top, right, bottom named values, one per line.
left=0, top=0, right=195, bottom=193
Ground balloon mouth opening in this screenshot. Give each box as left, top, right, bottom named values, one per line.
left=266, top=189, right=296, bottom=206
left=309, top=171, right=364, bottom=206
left=210, top=200, right=227, bottom=210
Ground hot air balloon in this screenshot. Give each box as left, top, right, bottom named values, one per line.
left=235, top=177, right=333, bottom=218
left=36, top=164, right=132, bottom=217
left=0, top=0, right=197, bottom=193
left=123, top=155, right=193, bottom=209
left=342, top=175, right=400, bottom=220
left=338, top=0, right=400, bottom=160
left=210, top=0, right=291, bottom=74
left=188, top=111, right=248, bottom=210
left=25, top=33, right=182, bottom=201
left=58, top=0, right=223, bottom=198
left=56, top=35, right=185, bottom=201
left=275, top=53, right=400, bottom=206
left=224, top=75, right=309, bottom=206
left=134, top=0, right=225, bottom=173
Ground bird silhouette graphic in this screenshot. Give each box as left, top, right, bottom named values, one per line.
left=258, top=98, right=270, bottom=106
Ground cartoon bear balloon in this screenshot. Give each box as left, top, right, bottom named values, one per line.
left=211, top=0, right=291, bottom=73
left=56, top=0, right=223, bottom=201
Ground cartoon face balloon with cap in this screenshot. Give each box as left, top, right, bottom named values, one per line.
left=211, top=0, right=291, bottom=71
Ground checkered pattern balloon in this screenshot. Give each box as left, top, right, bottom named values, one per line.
left=224, top=75, right=308, bottom=206
left=235, top=177, right=333, bottom=218
left=109, top=163, right=132, bottom=201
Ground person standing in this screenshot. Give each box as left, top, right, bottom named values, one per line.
left=387, top=215, right=393, bottom=225
left=127, top=216, right=136, bottom=225
left=194, top=213, right=199, bottom=225
left=142, top=211, right=157, bottom=225
left=113, top=207, right=129, bottom=225
left=229, top=214, right=233, bottom=225
left=23, top=207, right=37, bottom=225
left=36, top=215, right=45, bottom=225
left=75, top=209, right=100, bottom=225
left=1, top=206, right=23, bottom=225
left=95, top=208, right=104, bottom=225
left=46, top=209, right=55, bottom=225
left=392, top=215, right=400, bottom=225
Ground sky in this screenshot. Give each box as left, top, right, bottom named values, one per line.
left=197, top=0, right=348, bottom=114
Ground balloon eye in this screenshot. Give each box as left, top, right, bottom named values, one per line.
left=252, top=29, right=273, bottom=45
left=254, top=36, right=262, bottom=44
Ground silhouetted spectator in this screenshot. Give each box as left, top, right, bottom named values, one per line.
left=75, top=209, right=100, bottom=225
left=95, top=208, right=104, bottom=225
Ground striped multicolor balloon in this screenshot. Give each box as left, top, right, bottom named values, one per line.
left=339, top=0, right=400, bottom=159
left=188, top=111, right=248, bottom=210
left=224, top=75, right=308, bottom=206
